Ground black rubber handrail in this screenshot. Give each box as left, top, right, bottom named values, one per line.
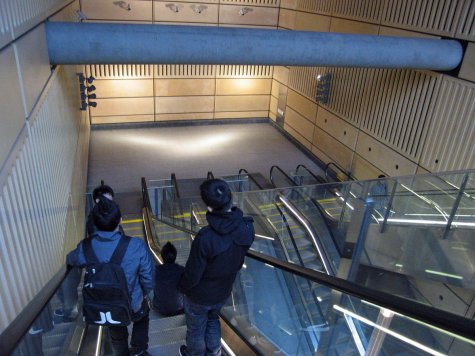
left=170, top=173, right=180, bottom=199
left=142, top=177, right=475, bottom=342
left=269, top=165, right=297, bottom=188
left=238, top=168, right=265, bottom=190
left=295, top=164, right=326, bottom=184
left=325, top=162, right=353, bottom=181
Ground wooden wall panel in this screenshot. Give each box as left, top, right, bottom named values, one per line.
left=91, top=115, right=154, bottom=124
left=285, top=107, right=314, bottom=142
left=312, top=127, right=353, bottom=170
left=88, top=64, right=153, bottom=79
left=215, top=111, right=268, bottom=119
left=94, top=79, right=153, bottom=98
left=154, top=1, right=219, bottom=24
left=82, top=0, right=153, bottom=21
left=296, top=0, right=331, bottom=15
left=329, top=17, right=379, bottom=34
left=155, top=78, right=216, bottom=96
left=315, top=107, right=358, bottom=150
left=294, top=12, right=331, bottom=31
left=459, top=43, right=475, bottom=83
left=278, top=9, right=296, bottom=29
left=350, top=153, right=383, bottom=180
left=219, top=5, right=279, bottom=26
left=216, top=78, right=271, bottom=95
left=286, top=89, right=317, bottom=122
left=285, top=123, right=312, bottom=150
left=91, top=97, right=154, bottom=116
left=215, top=95, right=269, bottom=111
left=331, top=0, right=382, bottom=24
left=156, top=96, right=215, bottom=113
left=355, top=131, right=417, bottom=176
left=156, top=113, right=213, bottom=121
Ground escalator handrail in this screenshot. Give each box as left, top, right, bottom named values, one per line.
left=171, top=173, right=181, bottom=198
left=238, top=168, right=265, bottom=190
left=325, top=161, right=353, bottom=181
left=278, top=194, right=337, bottom=276
left=247, top=250, right=475, bottom=342
left=142, top=178, right=475, bottom=343
left=295, top=164, right=325, bottom=183
left=269, top=165, right=298, bottom=188
left=0, top=266, right=72, bottom=355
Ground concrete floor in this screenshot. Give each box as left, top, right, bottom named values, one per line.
left=87, top=122, right=324, bottom=193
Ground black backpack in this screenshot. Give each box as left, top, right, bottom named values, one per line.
left=82, top=234, right=132, bottom=326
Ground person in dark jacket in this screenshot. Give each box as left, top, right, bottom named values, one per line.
left=153, top=241, right=185, bottom=316
left=178, top=179, right=255, bottom=356
left=67, top=197, right=154, bottom=356
left=86, top=181, right=115, bottom=236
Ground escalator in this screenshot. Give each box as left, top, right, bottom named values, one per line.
left=142, top=177, right=475, bottom=355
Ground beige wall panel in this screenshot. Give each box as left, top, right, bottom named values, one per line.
left=94, top=79, right=153, bottom=98
left=155, top=113, right=212, bottom=121
left=330, top=18, right=379, bottom=35
left=285, top=107, right=314, bottom=142
left=214, top=111, right=268, bottom=119
left=216, top=79, right=271, bottom=95
left=269, top=111, right=276, bottom=121
left=294, top=12, right=331, bottom=32
left=284, top=123, right=312, bottom=150
left=287, top=89, right=317, bottom=123
left=156, top=79, right=216, bottom=96
left=350, top=154, right=384, bottom=180
left=315, top=107, right=358, bottom=149
left=91, top=115, right=154, bottom=124
left=215, top=95, right=270, bottom=111
left=273, top=66, right=289, bottom=85
left=379, top=26, right=440, bottom=39
left=280, top=0, right=298, bottom=10
left=271, top=80, right=279, bottom=98
left=312, top=127, right=352, bottom=170
left=156, top=96, right=215, bottom=114
left=416, top=166, right=431, bottom=175
left=49, top=1, right=81, bottom=22
left=0, top=46, right=25, bottom=165
left=269, top=96, right=278, bottom=115
left=279, top=9, right=296, bottom=29
left=81, top=0, right=152, bottom=21
left=154, top=1, right=219, bottom=23
left=13, top=24, right=51, bottom=117
left=311, top=145, right=334, bottom=166
left=219, top=5, right=278, bottom=26
left=459, top=43, right=475, bottom=83
left=91, top=98, right=154, bottom=116
left=356, top=132, right=417, bottom=176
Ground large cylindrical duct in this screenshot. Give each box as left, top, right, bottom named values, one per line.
left=45, top=22, right=463, bottom=70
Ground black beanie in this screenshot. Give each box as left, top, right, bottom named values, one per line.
left=200, top=179, right=232, bottom=211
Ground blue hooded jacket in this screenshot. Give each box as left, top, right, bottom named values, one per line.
left=67, top=230, right=154, bottom=313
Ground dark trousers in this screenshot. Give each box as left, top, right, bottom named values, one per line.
left=109, top=302, right=150, bottom=356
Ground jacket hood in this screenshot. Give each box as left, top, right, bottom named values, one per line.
left=95, top=230, right=121, bottom=241
left=206, top=207, right=254, bottom=246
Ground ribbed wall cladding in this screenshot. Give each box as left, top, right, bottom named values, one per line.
left=0, top=67, right=80, bottom=334
left=216, top=65, right=273, bottom=78
left=3, top=0, right=69, bottom=39
left=157, top=64, right=216, bottom=78
left=421, top=77, right=475, bottom=172
left=381, top=0, right=465, bottom=37
left=332, top=0, right=382, bottom=24
left=455, top=0, right=475, bottom=40
left=221, top=0, right=280, bottom=6
left=297, top=0, right=332, bottom=15
left=288, top=66, right=440, bottom=161
left=0, top=1, right=12, bottom=49
left=88, top=64, right=153, bottom=79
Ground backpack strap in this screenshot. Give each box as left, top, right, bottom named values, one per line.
left=83, top=238, right=99, bottom=265
left=109, top=233, right=131, bottom=265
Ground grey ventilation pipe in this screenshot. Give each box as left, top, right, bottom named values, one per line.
left=45, top=22, right=463, bottom=70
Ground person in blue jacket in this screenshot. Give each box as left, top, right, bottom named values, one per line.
left=178, top=179, right=255, bottom=356
left=67, top=196, right=154, bottom=356
left=153, top=241, right=185, bottom=316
